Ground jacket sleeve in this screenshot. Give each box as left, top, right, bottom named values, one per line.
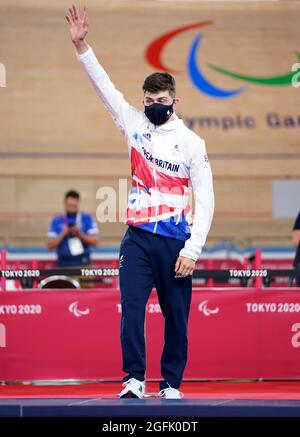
left=47, top=217, right=60, bottom=239
left=179, top=139, right=214, bottom=261
left=76, top=46, right=140, bottom=137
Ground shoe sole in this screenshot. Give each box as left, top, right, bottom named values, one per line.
left=119, top=390, right=144, bottom=399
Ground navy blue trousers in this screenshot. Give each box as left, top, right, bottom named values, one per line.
left=119, top=225, right=192, bottom=391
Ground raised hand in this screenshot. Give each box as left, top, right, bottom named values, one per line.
left=65, top=4, right=89, bottom=46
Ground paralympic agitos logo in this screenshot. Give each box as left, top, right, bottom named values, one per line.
left=145, top=21, right=298, bottom=99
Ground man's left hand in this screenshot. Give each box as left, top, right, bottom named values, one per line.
left=70, top=226, right=82, bottom=238
left=175, top=256, right=196, bottom=277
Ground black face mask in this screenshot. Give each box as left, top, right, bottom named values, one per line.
left=66, top=212, right=77, bottom=218
left=144, top=102, right=174, bottom=126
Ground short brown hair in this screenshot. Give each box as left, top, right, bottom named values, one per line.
left=143, top=72, right=176, bottom=98
left=65, top=190, right=80, bottom=200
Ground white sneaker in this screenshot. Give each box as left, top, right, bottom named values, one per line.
left=118, top=378, right=145, bottom=399
left=158, top=386, right=184, bottom=399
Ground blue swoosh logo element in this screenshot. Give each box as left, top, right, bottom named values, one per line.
left=187, top=34, right=246, bottom=99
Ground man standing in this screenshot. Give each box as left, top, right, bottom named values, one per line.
left=47, top=189, right=99, bottom=268
left=66, top=5, right=214, bottom=399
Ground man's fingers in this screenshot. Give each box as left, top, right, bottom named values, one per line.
left=175, top=259, right=195, bottom=277
left=83, top=4, right=88, bottom=20
left=181, top=267, right=189, bottom=277
left=83, top=15, right=89, bottom=28
left=175, top=257, right=181, bottom=273
left=69, top=7, right=75, bottom=22
left=177, top=263, right=185, bottom=276
left=73, top=4, right=80, bottom=20
left=188, top=267, right=194, bottom=276
left=175, top=256, right=195, bottom=277
left=65, top=14, right=72, bottom=25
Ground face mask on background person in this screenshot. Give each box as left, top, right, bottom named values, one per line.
left=144, top=101, right=174, bottom=126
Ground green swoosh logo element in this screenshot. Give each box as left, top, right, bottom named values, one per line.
left=207, top=53, right=300, bottom=86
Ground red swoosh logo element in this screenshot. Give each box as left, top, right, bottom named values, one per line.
left=145, top=21, right=213, bottom=73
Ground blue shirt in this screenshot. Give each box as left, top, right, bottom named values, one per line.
left=48, top=212, right=99, bottom=267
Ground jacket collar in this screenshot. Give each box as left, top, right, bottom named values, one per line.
left=144, top=114, right=183, bottom=132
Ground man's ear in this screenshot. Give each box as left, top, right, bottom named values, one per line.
left=173, top=98, right=179, bottom=107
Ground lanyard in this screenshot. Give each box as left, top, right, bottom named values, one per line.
left=64, top=212, right=82, bottom=228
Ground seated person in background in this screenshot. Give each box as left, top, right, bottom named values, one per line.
left=47, top=190, right=99, bottom=268
left=292, top=211, right=300, bottom=287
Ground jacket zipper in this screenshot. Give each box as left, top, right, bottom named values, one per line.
left=152, top=135, right=159, bottom=233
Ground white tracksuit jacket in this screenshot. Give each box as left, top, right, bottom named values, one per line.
left=76, top=46, right=214, bottom=261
